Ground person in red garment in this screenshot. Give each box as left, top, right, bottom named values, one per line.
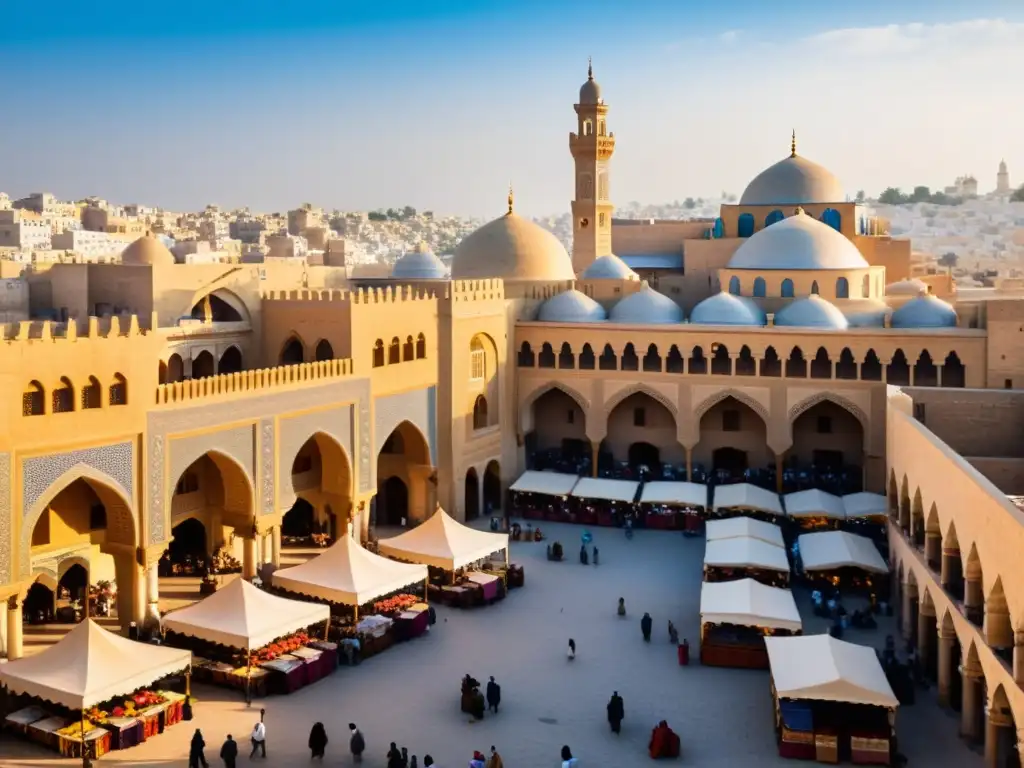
left=648, top=720, right=681, bottom=759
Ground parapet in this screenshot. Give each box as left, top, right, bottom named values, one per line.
left=0, top=313, right=147, bottom=342
left=446, top=278, right=505, bottom=302
left=260, top=286, right=439, bottom=304
left=155, top=357, right=355, bottom=405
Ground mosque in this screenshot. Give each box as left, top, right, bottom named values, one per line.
left=0, top=64, right=1022, bottom=763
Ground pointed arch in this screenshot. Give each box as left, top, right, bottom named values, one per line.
left=620, top=343, right=639, bottom=372
left=943, top=351, right=965, bottom=387
left=688, top=345, right=707, bottom=375
left=810, top=347, right=832, bottom=379
left=861, top=349, right=883, bottom=381
left=402, top=336, right=414, bottom=362
left=388, top=337, right=401, bottom=365
left=521, top=382, right=591, bottom=422
left=642, top=343, right=661, bottom=373
left=605, top=384, right=678, bottom=421
left=373, top=339, right=386, bottom=368
left=735, top=345, right=756, bottom=376
left=579, top=342, right=595, bottom=370
left=760, top=346, right=781, bottom=377
left=788, top=393, right=869, bottom=448
left=785, top=347, right=807, bottom=378
left=711, top=343, right=731, bottom=375
left=517, top=341, right=534, bottom=367
left=598, top=343, right=617, bottom=370
left=836, top=347, right=857, bottom=380
left=280, top=334, right=305, bottom=365
left=914, top=349, right=938, bottom=386
left=538, top=342, right=556, bottom=369
left=666, top=345, right=684, bottom=373
left=887, top=349, right=911, bottom=385
left=558, top=342, right=575, bottom=369
left=694, top=388, right=769, bottom=424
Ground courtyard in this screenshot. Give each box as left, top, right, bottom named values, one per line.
left=0, top=521, right=983, bottom=767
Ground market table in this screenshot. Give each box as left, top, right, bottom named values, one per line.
left=58, top=724, right=111, bottom=760
left=101, top=716, right=145, bottom=750
left=307, top=640, right=339, bottom=670
left=394, top=608, right=429, bottom=641
left=27, top=716, right=69, bottom=751
left=158, top=690, right=187, bottom=728
left=137, top=703, right=164, bottom=738
left=262, top=655, right=307, bottom=694
left=230, top=666, right=269, bottom=697
left=465, top=572, right=500, bottom=602
left=290, top=646, right=329, bottom=684
left=4, top=705, right=48, bottom=735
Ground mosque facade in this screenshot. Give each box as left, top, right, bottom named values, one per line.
left=0, top=65, right=1023, bottom=761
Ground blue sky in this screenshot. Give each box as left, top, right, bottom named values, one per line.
left=2, top=1, right=1023, bottom=217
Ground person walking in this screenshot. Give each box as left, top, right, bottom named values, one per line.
left=641, top=612, right=653, bottom=642
left=423, top=756, right=435, bottom=767
left=567, top=638, right=576, bottom=660
left=349, top=723, right=365, bottom=763
left=561, top=745, right=579, bottom=767
left=249, top=720, right=266, bottom=758
left=189, top=728, right=209, bottom=768
left=607, top=691, right=625, bottom=734
left=308, top=722, right=328, bottom=760
left=486, top=745, right=504, bottom=768
left=593, top=546, right=599, bottom=566
left=486, top=676, right=501, bottom=714
left=668, top=620, right=679, bottom=645
left=617, top=597, right=626, bottom=617
left=469, top=750, right=486, bottom=768
left=387, top=741, right=403, bottom=768
left=219, top=734, right=238, bottom=768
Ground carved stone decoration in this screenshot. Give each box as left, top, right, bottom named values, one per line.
left=0, top=453, right=10, bottom=584
left=22, top=442, right=134, bottom=519
left=148, top=435, right=166, bottom=546
left=359, top=398, right=371, bottom=492
left=260, top=418, right=275, bottom=515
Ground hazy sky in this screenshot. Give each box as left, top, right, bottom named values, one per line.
left=2, top=1, right=1023, bottom=218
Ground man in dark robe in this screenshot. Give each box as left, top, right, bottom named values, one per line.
left=486, top=676, right=501, bottom=714
left=607, top=691, right=624, bottom=734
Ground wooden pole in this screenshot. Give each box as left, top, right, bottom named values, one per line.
left=423, top=577, right=429, bottom=604
left=245, top=651, right=252, bottom=706
left=185, top=668, right=192, bottom=698
left=353, top=604, right=359, bottom=623
left=323, top=616, right=330, bottom=642
left=80, top=708, right=89, bottom=768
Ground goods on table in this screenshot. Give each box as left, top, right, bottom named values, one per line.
left=373, top=593, right=419, bottom=615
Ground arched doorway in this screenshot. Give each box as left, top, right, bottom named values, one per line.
left=24, top=579, right=56, bottom=625
left=628, top=442, right=661, bottom=475
left=56, top=563, right=89, bottom=622
left=280, top=336, right=304, bottom=365
left=219, top=346, right=243, bottom=375
left=378, top=476, right=409, bottom=527
left=791, top=400, right=865, bottom=492
left=376, top=421, right=431, bottom=528
left=483, top=461, right=501, bottom=515
left=695, top=396, right=770, bottom=482
left=986, top=685, right=1018, bottom=766
left=287, top=433, right=352, bottom=543
left=282, top=498, right=315, bottom=538
left=526, top=388, right=588, bottom=473
left=606, top=392, right=679, bottom=476
left=165, top=517, right=208, bottom=575
left=192, top=350, right=215, bottom=379
left=464, top=468, right=480, bottom=521
left=166, top=353, right=184, bottom=383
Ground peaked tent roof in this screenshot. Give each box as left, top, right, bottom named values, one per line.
left=570, top=477, right=640, bottom=503
left=161, top=577, right=329, bottom=651
left=700, top=578, right=802, bottom=632
left=377, top=506, right=508, bottom=570
left=705, top=516, right=785, bottom=548
left=0, top=619, right=191, bottom=710
left=798, top=530, right=888, bottom=574
left=765, top=634, right=899, bottom=708
left=509, top=470, right=580, bottom=496
left=272, top=535, right=428, bottom=606
left=704, top=537, right=791, bottom=572
left=784, top=488, right=845, bottom=519
left=712, top=483, right=785, bottom=516
left=842, top=492, right=888, bottom=519
left=639, top=481, right=708, bottom=507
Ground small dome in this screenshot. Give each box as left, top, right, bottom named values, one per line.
left=740, top=137, right=844, bottom=205
left=609, top=283, right=684, bottom=324
left=727, top=209, right=868, bottom=270
left=537, top=289, right=607, bottom=323
left=775, top=294, right=849, bottom=330
left=690, top=291, right=766, bottom=326
left=842, top=299, right=889, bottom=328
left=885, top=278, right=928, bottom=296
left=581, top=254, right=638, bottom=280
left=392, top=242, right=448, bottom=279
left=891, top=294, right=957, bottom=329
left=579, top=61, right=601, bottom=105
left=121, top=231, right=175, bottom=266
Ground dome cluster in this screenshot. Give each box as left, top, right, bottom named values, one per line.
left=775, top=295, right=849, bottom=330
left=581, top=254, right=638, bottom=280
left=727, top=209, right=867, bottom=271
left=609, top=284, right=684, bottom=324
left=689, top=291, right=766, bottom=326
left=537, top=289, right=607, bottom=323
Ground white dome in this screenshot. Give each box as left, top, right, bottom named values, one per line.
left=886, top=278, right=928, bottom=296
left=891, top=294, right=957, bottom=328
left=740, top=147, right=845, bottom=206
left=727, top=209, right=868, bottom=271
left=537, top=289, right=607, bottom=323
left=609, top=283, right=684, bottom=324
left=581, top=254, right=638, bottom=280
left=775, top=295, right=849, bottom=330
left=842, top=299, right=890, bottom=328
left=452, top=206, right=573, bottom=282
left=690, top=291, right=766, bottom=326
left=391, top=243, right=448, bottom=279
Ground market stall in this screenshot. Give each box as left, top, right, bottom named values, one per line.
left=706, top=516, right=785, bottom=549
left=784, top=489, right=846, bottom=531
left=765, top=634, right=898, bottom=764
left=797, top=530, right=889, bottom=596
left=841, top=493, right=889, bottom=542
left=639, top=481, right=708, bottom=531
left=569, top=477, right=640, bottom=527
left=711, top=483, right=785, bottom=523
left=509, top=471, right=579, bottom=521
left=704, top=536, right=791, bottom=587
left=378, top=506, right=514, bottom=608
left=161, top=578, right=330, bottom=702
left=0, top=619, right=191, bottom=761
left=699, top=578, right=802, bottom=669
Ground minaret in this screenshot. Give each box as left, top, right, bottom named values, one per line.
left=997, top=159, right=1010, bottom=194
left=569, top=59, right=615, bottom=275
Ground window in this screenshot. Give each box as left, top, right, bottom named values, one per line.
left=388, top=337, right=401, bottom=365
left=473, top=396, right=488, bottom=430
left=1006, top=379, right=1013, bottom=390
left=633, top=407, right=645, bottom=427
left=52, top=377, right=74, bottom=413
left=836, top=277, right=849, bottom=299
left=416, top=333, right=426, bottom=359
left=914, top=403, right=926, bottom=423
left=781, top=279, right=794, bottom=298
left=89, top=504, right=107, bottom=530
left=81, top=377, right=101, bottom=409
left=817, top=416, right=832, bottom=434
left=292, top=454, right=313, bottom=474
left=470, top=339, right=485, bottom=380
left=728, top=276, right=741, bottom=295
left=722, top=410, right=740, bottom=432
left=402, top=336, right=414, bottom=362
left=23, top=381, right=45, bottom=416
left=373, top=339, right=385, bottom=368
left=567, top=410, right=575, bottom=425
left=108, top=374, right=127, bottom=406
left=810, top=281, right=819, bottom=295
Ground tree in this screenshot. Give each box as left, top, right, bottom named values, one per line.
left=910, top=186, right=931, bottom=203
left=855, top=190, right=866, bottom=203
left=683, top=197, right=696, bottom=209
left=402, top=206, right=416, bottom=219
left=1012, top=185, right=1024, bottom=203
left=878, top=187, right=905, bottom=205
left=938, top=252, right=959, bottom=272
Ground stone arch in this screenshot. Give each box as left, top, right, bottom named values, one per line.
left=188, top=287, right=250, bottom=324
left=283, top=431, right=353, bottom=510
left=520, top=381, right=591, bottom=436
left=376, top=421, right=433, bottom=526
left=171, top=449, right=255, bottom=528
left=603, top=384, right=677, bottom=422
left=788, top=392, right=869, bottom=451
left=694, top=388, right=769, bottom=424
left=280, top=334, right=306, bottom=366
left=57, top=554, right=91, bottom=582
left=31, top=569, right=59, bottom=592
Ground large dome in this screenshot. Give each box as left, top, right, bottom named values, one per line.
left=581, top=254, right=638, bottom=280
left=690, top=291, right=766, bottom=326
left=727, top=209, right=868, bottom=271
left=537, top=289, right=607, bottom=323
left=774, top=295, right=849, bottom=330
left=452, top=196, right=573, bottom=282
left=121, top=231, right=175, bottom=266
left=740, top=138, right=845, bottom=206
left=891, top=294, right=957, bottom=329
left=609, top=283, right=684, bottom=324
left=392, top=242, right=448, bottom=280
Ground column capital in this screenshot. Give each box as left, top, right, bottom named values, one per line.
left=939, top=626, right=958, bottom=641
left=988, top=706, right=1014, bottom=728
left=961, top=660, right=983, bottom=680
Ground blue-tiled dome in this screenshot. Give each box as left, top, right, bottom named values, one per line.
left=537, top=289, right=607, bottom=323
left=391, top=243, right=448, bottom=279
left=891, top=294, right=957, bottom=329
left=775, top=294, right=849, bottom=329
left=609, top=284, right=684, bottom=324
left=581, top=254, right=638, bottom=280
left=690, top=291, right=766, bottom=326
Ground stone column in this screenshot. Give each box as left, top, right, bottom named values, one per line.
left=1014, top=630, right=1024, bottom=687
left=925, top=532, right=942, bottom=570
left=901, top=584, right=916, bottom=641
left=6, top=596, right=23, bottom=660
left=775, top=454, right=784, bottom=494
left=685, top=447, right=693, bottom=483
left=242, top=536, right=257, bottom=580
left=940, top=546, right=958, bottom=588
left=917, top=604, right=934, bottom=671
left=144, top=564, right=160, bottom=627
left=271, top=526, right=281, bottom=567
left=985, top=706, right=1013, bottom=768
left=591, top=443, right=599, bottom=478
left=961, top=663, right=982, bottom=741
left=937, top=365, right=944, bottom=387
left=937, top=627, right=955, bottom=707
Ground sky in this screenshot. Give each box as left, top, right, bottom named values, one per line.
left=2, top=1, right=1023, bottom=218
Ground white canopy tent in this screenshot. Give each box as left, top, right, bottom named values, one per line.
left=706, top=517, right=785, bottom=549
left=0, top=619, right=191, bottom=710
left=162, top=577, right=329, bottom=650
left=798, top=530, right=888, bottom=574
left=700, top=578, right=802, bottom=632
left=570, top=477, right=639, bottom=503
left=704, top=537, right=791, bottom=573
left=712, top=483, right=785, bottom=517
left=784, top=489, right=845, bottom=520
left=765, top=634, right=899, bottom=708
left=272, top=535, right=428, bottom=606
left=842, top=492, right=889, bottom=520
left=639, top=481, right=707, bottom=507
left=377, top=506, right=508, bottom=570
left=509, top=471, right=579, bottom=497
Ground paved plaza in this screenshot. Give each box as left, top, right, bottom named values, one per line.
left=0, top=522, right=984, bottom=766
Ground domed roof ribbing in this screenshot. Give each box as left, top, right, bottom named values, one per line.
left=885, top=278, right=928, bottom=296
left=774, top=295, right=849, bottom=330
left=537, top=289, right=607, bottom=323
left=451, top=189, right=573, bottom=281
left=689, top=291, right=766, bottom=326
left=727, top=208, right=868, bottom=271
left=581, top=254, right=638, bottom=280
left=391, top=242, right=448, bottom=280
left=740, top=133, right=845, bottom=206
left=609, top=283, right=684, bottom=324
left=121, top=231, right=175, bottom=266
left=891, top=294, right=958, bottom=329
left=579, top=60, right=602, bottom=105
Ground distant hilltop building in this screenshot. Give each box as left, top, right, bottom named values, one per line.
left=997, top=159, right=1011, bottom=195
left=944, top=175, right=978, bottom=199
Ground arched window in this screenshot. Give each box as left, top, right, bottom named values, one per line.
left=388, top=337, right=401, bottom=365
left=109, top=374, right=127, bottom=406
left=914, top=350, right=938, bottom=386
left=765, top=210, right=784, bottom=227
left=737, top=213, right=755, bottom=238
left=836, top=277, right=849, bottom=299
left=810, top=281, right=819, bottom=295
left=219, top=346, right=243, bottom=374
left=598, top=120, right=606, bottom=136
left=753, top=277, right=766, bottom=298
left=836, top=348, right=857, bottom=380
left=583, top=119, right=593, bottom=136
left=472, top=395, right=488, bottom=430
left=52, top=377, right=74, bottom=413
left=822, top=208, right=841, bottom=231
left=558, top=342, right=575, bottom=369
left=810, top=347, right=832, bottom=379
left=760, top=346, right=781, bottom=377
left=887, top=349, right=911, bottom=385
left=711, top=344, right=731, bottom=375
left=316, top=339, right=335, bottom=362
left=736, top=346, right=756, bottom=376
left=517, top=342, right=535, bottom=367
left=621, top=343, right=639, bottom=372
left=280, top=336, right=304, bottom=365
left=781, top=279, right=794, bottom=298
left=538, top=343, right=556, bottom=369
left=712, top=218, right=724, bottom=239
left=862, top=274, right=871, bottom=298
left=415, top=333, right=426, bottom=359
left=373, top=340, right=385, bottom=368
left=728, top=276, right=741, bottom=295
left=943, top=351, right=965, bottom=387
left=579, top=343, right=595, bottom=370
left=666, top=345, right=684, bottom=373
left=192, top=350, right=215, bottom=379
left=785, top=348, right=807, bottom=378
left=598, top=344, right=617, bottom=370
left=470, top=338, right=485, bottom=380
left=688, top=346, right=707, bottom=375
left=642, top=344, right=660, bottom=373
left=81, top=376, right=101, bottom=409
left=862, top=349, right=883, bottom=381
